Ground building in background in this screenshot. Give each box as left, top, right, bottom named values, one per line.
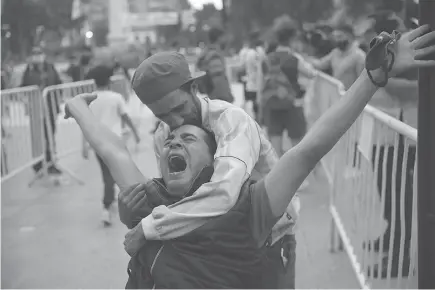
left=106, top=0, right=192, bottom=47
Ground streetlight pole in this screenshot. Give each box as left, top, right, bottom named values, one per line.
left=418, top=0, right=435, bottom=288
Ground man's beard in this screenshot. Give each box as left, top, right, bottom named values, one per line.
left=184, top=105, right=202, bottom=127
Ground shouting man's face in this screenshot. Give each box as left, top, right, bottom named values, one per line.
left=160, top=125, right=215, bottom=197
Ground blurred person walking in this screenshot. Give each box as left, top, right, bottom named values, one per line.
left=85, top=65, right=141, bottom=226
left=21, top=47, right=63, bottom=175
left=311, top=24, right=366, bottom=90
left=196, top=27, right=234, bottom=103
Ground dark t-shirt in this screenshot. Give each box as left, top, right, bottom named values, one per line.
left=248, top=179, right=282, bottom=247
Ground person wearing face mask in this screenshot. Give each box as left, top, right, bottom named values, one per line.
left=311, top=24, right=366, bottom=90
left=21, top=47, right=62, bottom=175
left=196, top=27, right=234, bottom=103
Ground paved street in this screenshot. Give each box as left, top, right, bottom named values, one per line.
left=1, top=85, right=360, bottom=289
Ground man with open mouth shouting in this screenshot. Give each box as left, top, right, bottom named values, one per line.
left=65, top=24, right=435, bottom=288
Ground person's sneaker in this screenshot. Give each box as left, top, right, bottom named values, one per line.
left=102, top=208, right=112, bottom=227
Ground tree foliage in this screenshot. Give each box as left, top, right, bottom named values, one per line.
left=194, top=3, right=222, bottom=28
left=225, top=0, right=334, bottom=47
left=340, top=0, right=405, bottom=18
left=2, top=0, right=75, bottom=56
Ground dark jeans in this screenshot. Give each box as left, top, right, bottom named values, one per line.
left=96, top=155, right=116, bottom=209
left=261, top=234, right=296, bottom=289
left=371, top=142, right=416, bottom=257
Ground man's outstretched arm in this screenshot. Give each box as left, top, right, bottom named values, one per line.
left=65, top=94, right=149, bottom=191
left=263, top=25, right=435, bottom=219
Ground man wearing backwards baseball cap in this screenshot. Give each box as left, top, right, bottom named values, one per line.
left=121, top=51, right=300, bottom=263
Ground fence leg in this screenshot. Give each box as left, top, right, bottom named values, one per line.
left=330, top=217, right=337, bottom=252
left=27, top=168, right=47, bottom=187
left=54, top=161, right=85, bottom=185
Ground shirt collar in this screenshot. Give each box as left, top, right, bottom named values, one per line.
left=199, top=96, right=210, bottom=130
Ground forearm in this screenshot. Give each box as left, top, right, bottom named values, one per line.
left=70, top=102, right=126, bottom=156
left=299, top=70, right=378, bottom=160
left=69, top=102, right=147, bottom=189
left=265, top=70, right=379, bottom=217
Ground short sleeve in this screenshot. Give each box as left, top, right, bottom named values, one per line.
left=249, top=180, right=282, bottom=247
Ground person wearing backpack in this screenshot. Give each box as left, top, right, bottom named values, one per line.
left=260, top=23, right=316, bottom=288
left=262, top=25, right=315, bottom=156
left=196, top=27, right=234, bottom=103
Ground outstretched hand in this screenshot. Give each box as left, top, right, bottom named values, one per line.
left=64, top=93, right=98, bottom=119
left=389, top=25, right=435, bottom=77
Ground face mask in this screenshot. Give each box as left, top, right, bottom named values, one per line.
left=336, top=39, right=350, bottom=51
left=32, top=53, right=46, bottom=63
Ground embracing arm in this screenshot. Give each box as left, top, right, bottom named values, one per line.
left=66, top=95, right=149, bottom=190
left=140, top=108, right=261, bottom=240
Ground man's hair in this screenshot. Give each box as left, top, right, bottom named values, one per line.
left=203, top=129, right=217, bottom=156
left=266, top=41, right=278, bottom=54
left=276, top=27, right=296, bottom=45
left=208, top=27, right=224, bottom=44
left=179, top=80, right=193, bottom=93
left=249, top=30, right=260, bottom=44
left=87, top=65, right=113, bottom=88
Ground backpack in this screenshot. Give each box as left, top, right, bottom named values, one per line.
left=262, top=50, right=304, bottom=110
left=196, top=48, right=234, bottom=103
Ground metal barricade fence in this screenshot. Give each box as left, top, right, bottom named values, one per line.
left=1, top=86, right=46, bottom=184
left=309, top=74, right=418, bottom=289
left=41, top=76, right=132, bottom=185
left=42, top=80, right=96, bottom=184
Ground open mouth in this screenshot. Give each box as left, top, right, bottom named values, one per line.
left=168, top=154, right=187, bottom=174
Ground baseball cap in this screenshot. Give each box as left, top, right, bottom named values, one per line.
left=131, top=51, right=205, bottom=105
